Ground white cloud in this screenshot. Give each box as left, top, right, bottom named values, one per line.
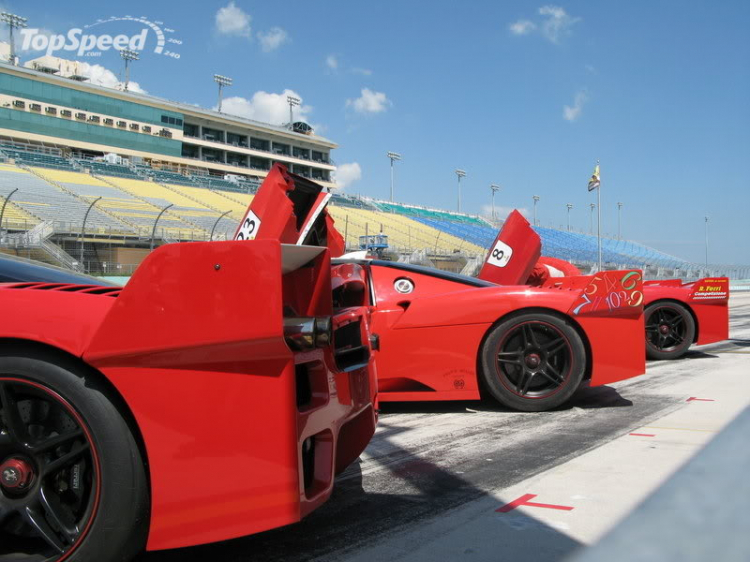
left=215, top=2, right=251, bottom=38
left=219, top=89, right=312, bottom=126
left=351, top=67, right=373, bottom=76
left=258, top=27, right=289, bottom=52
left=563, top=90, right=587, bottom=122
left=509, top=20, right=536, bottom=35
left=538, top=5, right=580, bottom=44
left=81, top=63, right=146, bottom=94
left=335, top=162, right=362, bottom=190
left=346, top=88, right=391, bottom=114
left=326, top=54, right=339, bottom=71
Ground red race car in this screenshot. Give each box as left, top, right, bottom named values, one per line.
left=238, top=167, right=646, bottom=412
left=481, top=212, right=730, bottom=360
left=0, top=176, right=377, bottom=561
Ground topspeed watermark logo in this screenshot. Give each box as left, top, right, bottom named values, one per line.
left=19, top=15, right=182, bottom=59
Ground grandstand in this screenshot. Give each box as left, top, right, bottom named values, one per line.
left=0, top=58, right=745, bottom=279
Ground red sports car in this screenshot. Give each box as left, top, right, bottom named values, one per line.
left=238, top=167, right=646, bottom=412
left=0, top=174, right=377, bottom=561
left=478, top=211, right=730, bottom=360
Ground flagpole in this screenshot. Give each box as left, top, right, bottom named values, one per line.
left=597, top=180, right=602, bottom=272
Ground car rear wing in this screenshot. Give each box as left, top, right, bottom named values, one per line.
left=645, top=277, right=730, bottom=303
left=235, top=163, right=344, bottom=256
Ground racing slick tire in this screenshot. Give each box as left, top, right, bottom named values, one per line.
left=480, top=312, right=587, bottom=412
left=645, top=301, right=696, bottom=360
left=0, top=351, right=148, bottom=562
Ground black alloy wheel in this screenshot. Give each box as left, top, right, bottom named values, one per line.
left=645, top=302, right=695, bottom=360
left=480, top=312, right=586, bottom=412
left=0, top=378, right=99, bottom=561
left=0, top=352, right=148, bottom=562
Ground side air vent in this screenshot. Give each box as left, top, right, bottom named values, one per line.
left=4, top=283, right=121, bottom=297
left=333, top=320, right=370, bottom=372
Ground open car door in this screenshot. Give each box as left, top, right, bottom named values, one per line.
left=234, top=163, right=344, bottom=256
left=477, top=210, right=541, bottom=285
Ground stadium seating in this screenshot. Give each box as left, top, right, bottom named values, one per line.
left=374, top=200, right=488, bottom=226
left=0, top=148, right=75, bottom=171
left=325, top=206, right=485, bottom=255
left=0, top=166, right=133, bottom=234
left=102, top=177, right=237, bottom=237
left=33, top=168, right=201, bottom=238
left=76, top=159, right=140, bottom=179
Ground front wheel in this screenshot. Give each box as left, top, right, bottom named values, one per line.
left=0, top=352, right=148, bottom=562
left=479, top=312, right=587, bottom=412
left=645, top=302, right=695, bottom=360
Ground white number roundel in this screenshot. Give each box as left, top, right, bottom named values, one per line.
left=487, top=240, right=513, bottom=268
left=236, top=210, right=261, bottom=240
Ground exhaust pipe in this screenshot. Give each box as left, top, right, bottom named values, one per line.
left=284, top=317, right=332, bottom=350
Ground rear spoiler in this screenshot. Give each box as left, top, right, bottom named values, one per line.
left=234, top=163, right=344, bottom=256
left=645, top=277, right=730, bottom=302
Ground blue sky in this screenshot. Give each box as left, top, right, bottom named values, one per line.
left=11, top=0, right=750, bottom=264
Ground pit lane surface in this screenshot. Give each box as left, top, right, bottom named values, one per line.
left=142, top=294, right=750, bottom=562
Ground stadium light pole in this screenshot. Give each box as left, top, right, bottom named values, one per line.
left=0, top=187, right=18, bottom=238
left=80, top=196, right=102, bottom=273
left=210, top=210, right=232, bottom=241
left=387, top=151, right=401, bottom=202
left=1, top=12, right=27, bottom=65
left=617, top=202, right=623, bottom=239
left=704, top=216, right=709, bottom=267
left=455, top=169, right=466, bottom=212
left=287, top=95, right=301, bottom=129
left=214, top=74, right=233, bottom=113
left=589, top=203, right=596, bottom=235
left=532, top=195, right=540, bottom=227
left=490, top=184, right=500, bottom=222
left=119, top=49, right=139, bottom=92
left=566, top=203, right=573, bottom=232
left=150, top=204, right=174, bottom=250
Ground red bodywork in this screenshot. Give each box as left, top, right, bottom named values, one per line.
left=0, top=172, right=377, bottom=551
left=331, top=260, right=645, bottom=402
left=236, top=174, right=645, bottom=404
left=480, top=210, right=730, bottom=350
left=642, top=277, right=729, bottom=345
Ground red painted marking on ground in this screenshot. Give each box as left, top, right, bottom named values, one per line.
left=687, top=397, right=715, bottom=402
left=629, top=433, right=656, bottom=437
left=496, top=494, right=574, bottom=513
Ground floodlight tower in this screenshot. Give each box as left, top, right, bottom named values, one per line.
left=490, top=184, right=500, bottom=221
left=532, top=195, right=540, bottom=226
left=387, top=151, right=401, bottom=202
left=455, top=169, right=466, bottom=212
left=214, top=74, right=233, bottom=113
left=119, top=49, right=139, bottom=91
left=1, top=12, right=27, bottom=65
left=617, top=202, right=623, bottom=239
left=704, top=216, right=709, bottom=267
left=566, top=203, right=573, bottom=231
left=287, top=95, right=301, bottom=129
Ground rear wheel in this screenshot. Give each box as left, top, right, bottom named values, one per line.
left=0, top=353, right=148, bottom=562
left=480, top=312, right=586, bottom=412
left=645, top=302, right=695, bottom=360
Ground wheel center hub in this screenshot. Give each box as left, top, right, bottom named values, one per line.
left=659, top=324, right=670, bottom=334
left=525, top=353, right=541, bottom=369
left=1, top=458, right=34, bottom=492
